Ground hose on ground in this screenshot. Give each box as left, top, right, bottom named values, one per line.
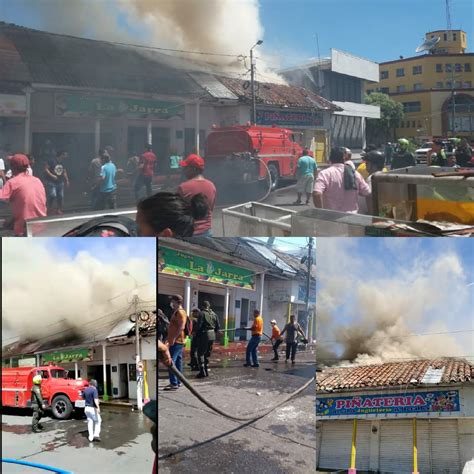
left=167, top=364, right=315, bottom=423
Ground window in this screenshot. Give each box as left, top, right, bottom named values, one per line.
left=465, top=63, right=472, bottom=72
left=436, top=82, right=443, bottom=88
left=455, top=81, right=462, bottom=89
left=400, top=121, right=404, bottom=128
left=413, top=65, right=422, bottom=75
left=455, top=63, right=462, bottom=72
left=366, top=89, right=374, bottom=94
left=396, top=68, right=405, bottom=77
left=403, top=101, right=422, bottom=113
left=40, top=370, right=49, bottom=379
left=453, top=32, right=457, bottom=41
left=444, top=33, right=447, bottom=41
left=380, top=87, right=390, bottom=94
left=417, top=121, right=422, bottom=128
left=413, top=83, right=423, bottom=91
left=412, top=121, right=416, bottom=128
left=446, top=81, right=452, bottom=88
left=436, top=64, right=443, bottom=72
left=463, top=81, right=472, bottom=88
left=396, top=85, right=406, bottom=93
left=380, top=71, right=389, bottom=80
left=445, top=63, right=452, bottom=72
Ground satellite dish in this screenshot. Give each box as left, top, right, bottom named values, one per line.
left=416, top=36, right=440, bottom=53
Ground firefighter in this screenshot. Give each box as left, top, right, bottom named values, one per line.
left=391, top=139, right=415, bottom=169
left=31, top=374, right=47, bottom=433
left=195, top=301, right=220, bottom=378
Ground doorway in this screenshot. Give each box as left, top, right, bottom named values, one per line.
left=119, top=363, right=129, bottom=398
left=198, top=291, right=226, bottom=343
left=240, top=298, right=249, bottom=341
left=87, top=364, right=112, bottom=397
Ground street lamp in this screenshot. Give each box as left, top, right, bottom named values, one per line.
left=123, top=270, right=143, bottom=411
left=250, top=40, right=263, bottom=125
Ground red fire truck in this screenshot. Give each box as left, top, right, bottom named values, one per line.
left=205, top=124, right=304, bottom=190
left=2, top=365, right=88, bottom=419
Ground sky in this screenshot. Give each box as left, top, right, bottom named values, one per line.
left=316, top=238, right=474, bottom=365
left=1, top=0, right=472, bottom=69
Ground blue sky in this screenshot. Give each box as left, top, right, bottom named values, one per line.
left=2, top=0, right=471, bottom=67
left=316, top=238, right=474, bottom=364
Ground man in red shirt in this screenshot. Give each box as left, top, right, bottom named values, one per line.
left=0, top=154, right=47, bottom=236
left=177, top=154, right=216, bottom=236
left=135, top=144, right=157, bottom=201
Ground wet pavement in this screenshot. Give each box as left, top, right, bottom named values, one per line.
left=158, top=349, right=316, bottom=473
left=1, top=406, right=155, bottom=474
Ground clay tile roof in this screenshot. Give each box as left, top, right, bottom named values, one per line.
left=317, top=358, right=474, bottom=392
left=217, top=75, right=342, bottom=111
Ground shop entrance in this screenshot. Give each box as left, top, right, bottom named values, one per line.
left=119, top=363, right=129, bottom=398
left=128, top=126, right=171, bottom=174
left=87, top=364, right=112, bottom=397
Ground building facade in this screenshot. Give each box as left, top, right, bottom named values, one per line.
left=316, top=359, right=474, bottom=473
left=280, top=49, right=381, bottom=156
left=366, top=30, right=474, bottom=140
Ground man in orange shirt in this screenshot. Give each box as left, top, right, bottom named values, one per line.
left=270, top=319, right=284, bottom=361
left=244, top=309, right=263, bottom=368
left=164, top=295, right=187, bottom=391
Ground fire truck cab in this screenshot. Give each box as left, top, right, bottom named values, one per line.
left=2, top=365, right=88, bottom=419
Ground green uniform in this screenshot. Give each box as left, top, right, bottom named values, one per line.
left=31, top=385, right=46, bottom=432
left=196, top=308, right=220, bottom=377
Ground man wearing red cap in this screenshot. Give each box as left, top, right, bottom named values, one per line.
left=0, top=154, right=46, bottom=236
left=177, top=154, right=216, bottom=236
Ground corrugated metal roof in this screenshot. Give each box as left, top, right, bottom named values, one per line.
left=246, top=241, right=297, bottom=275
left=317, top=358, right=474, bottom=393
left=189, top=72, right=238, bottom=100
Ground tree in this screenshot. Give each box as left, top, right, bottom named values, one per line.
left=365, top=92, right=404, bottom=144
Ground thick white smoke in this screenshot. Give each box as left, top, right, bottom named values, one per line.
left=2, top=239, right=156, bottom=342
left=15, top=0, right=284, bottom=81
left=317, top=240, right=473, bottom=366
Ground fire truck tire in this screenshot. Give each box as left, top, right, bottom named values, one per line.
left=267, top=163, right=279, bottom=190
left=51, top=395, right=73, bottom=419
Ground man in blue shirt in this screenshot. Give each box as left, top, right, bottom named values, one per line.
left=98, top=151, right=117, bottom=210
left=83, top=379, right=101, bottom=442
left=294, top=149, right=317, bottom=205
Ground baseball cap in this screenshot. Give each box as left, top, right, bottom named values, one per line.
left=170, top=294, right=184, bottom=304
left=179, top=154, right=205, bottom=169
left=10, top=154, right=30, bottom=168
left=270, top=319, right=277, bottom=324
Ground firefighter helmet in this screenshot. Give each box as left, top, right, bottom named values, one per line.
left=32, top=374, right=42, bottom=385
left=398, top=138, right=409, bottom=148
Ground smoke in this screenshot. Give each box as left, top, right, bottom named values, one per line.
left=2, top=239, right=155, bottom=343
left=15, top=0, right=284, bottom=82
left=317, top=241, right=473, bottom=367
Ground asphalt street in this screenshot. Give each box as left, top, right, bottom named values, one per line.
left=1, top=406, right=155, bottom=474
left=158, top=349, right=316, bottom=473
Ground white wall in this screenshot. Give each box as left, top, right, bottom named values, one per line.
left=459, top=418, right=474, bottom=469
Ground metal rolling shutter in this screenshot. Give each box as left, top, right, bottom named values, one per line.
left=430, top=419, right=461, bottom=473
left=379, top=420, right=414, bottom=473
left=318, top=420, right=371, bottom=471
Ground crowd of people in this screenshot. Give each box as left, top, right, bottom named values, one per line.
left=157, top=295, right=310, bottom=389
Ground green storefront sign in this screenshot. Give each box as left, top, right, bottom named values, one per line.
left=42, top=348, right=92, bottom=363
left=158, top=246, right=255, bottom=290
left=55, top=93, right=185, bottom=119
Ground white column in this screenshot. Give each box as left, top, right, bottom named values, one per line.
left=24, top=87, right=32, bottom=153
left=185, top=279, right=191, bottom=315
left=74, top=362, right=79, bottom=379
left=94, top=118, right=101, bottom=154
left=259, top=273, right=265, bottom=313
left=102, top=343, right=108, bottom=401
left=195, top=100, right=200, bottom=154
left=35, top=354, right=40, bottom=367
left=147, top=121, right=152, bottom=146
left=224, top=286, right=230, bottom=329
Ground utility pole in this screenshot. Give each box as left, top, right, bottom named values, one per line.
left=304, top=238, right=314, bottom=338
left=250, top=40, right=263, bottom=125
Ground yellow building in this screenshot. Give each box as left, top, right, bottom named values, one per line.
left=366, top=30, right=474, bottom=140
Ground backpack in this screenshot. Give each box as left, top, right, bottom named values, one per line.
left=62, top=215, right=138, bottom=237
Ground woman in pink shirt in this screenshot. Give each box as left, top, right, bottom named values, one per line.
left=177, top=154, right=216, bottom=236
left=0, top=154, right=47, bottom=236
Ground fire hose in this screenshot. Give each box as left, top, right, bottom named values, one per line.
left=166, top=363, right=315, bottom=423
